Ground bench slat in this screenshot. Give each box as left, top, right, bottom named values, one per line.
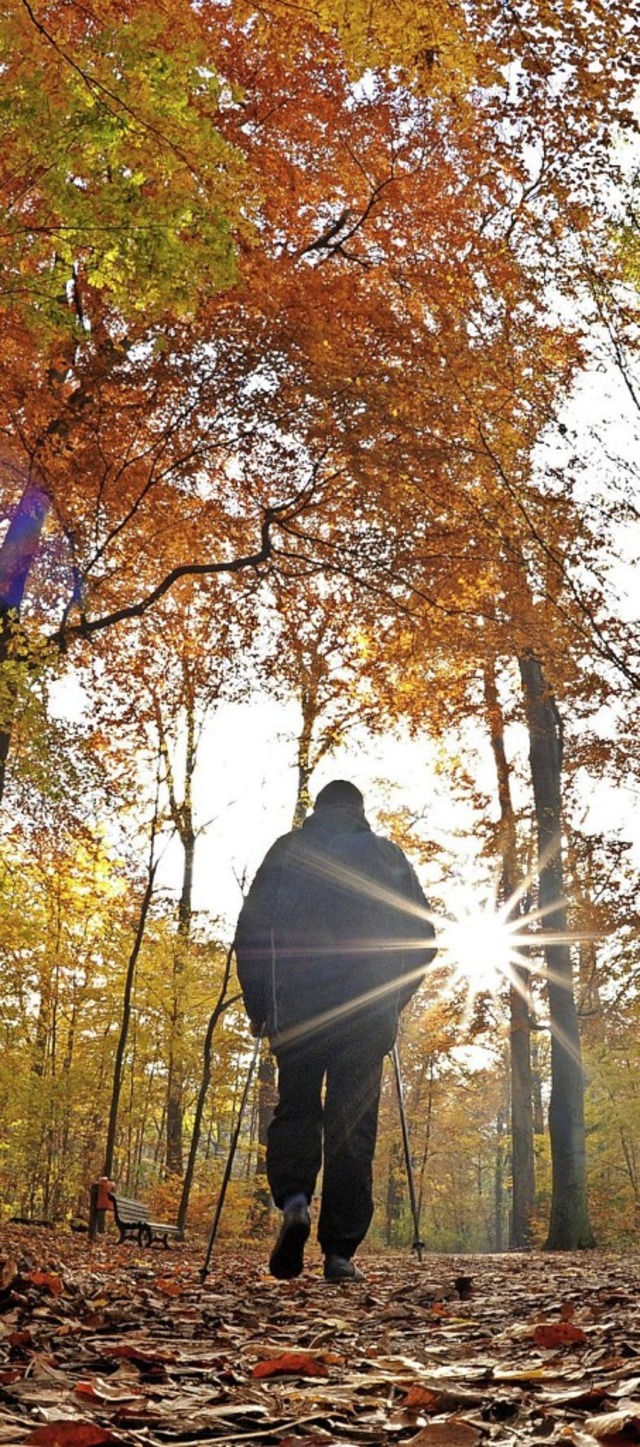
left=113, top=1198, right=148, bottom=1221
left=108, top=1192, right=182, bottom=1247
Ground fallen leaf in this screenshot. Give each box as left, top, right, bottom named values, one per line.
left=400, top=1386, right=443, bottom=1410
left=153, top=1278, right=183, bottom=1296
left=407, top=1421, right=482, bottom=1446
left=27, top=1272, right=63, bottom=1297
left=0, top=1259, right=18, bottom=1289
left=251, top=1351, right=330, bottom=1379
left=106, top=1343, right=178, bottom=1369
left=74, top=1377, right=146, bottom=1404
left=9, top=1328, right=33, bottom=1346
left=558, top=1430, right=604, bottom=1446
left=494, top=1364, right=573, bottom=1382
left=403, top=1384, right=484, bottom=1412
left=583, top=1404, right=640, bottom=1437
left=25, top=1425, right=124, bottom=1446
left=533, top=1322, right=588, bottom=1347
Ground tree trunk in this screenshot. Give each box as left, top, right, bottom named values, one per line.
left=158, top=688, right=197, bottom=1179
left=385, top=1139, right=405, bottom=1245
left=165, top=821, right=195, bottom=1177
left=249, top=1046, right=278, bottom=1231
left=103, top=861, right=157, bottom=1182
left=483, top=662, right=536, bottom=1248
left=531, top=1033, right=545, bottom=1135
left=292, top=683, right=315, bottom=827
left=518, top=652, right=595, bottom=1249
left=176, top=944, right=237, bottom=1234
left=494, top=1105, right=507, bottom=1252
left=416, top=1059, right=435, bottom=1225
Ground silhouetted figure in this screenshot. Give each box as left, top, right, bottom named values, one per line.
left=235, top=780, right=437, bottom=1282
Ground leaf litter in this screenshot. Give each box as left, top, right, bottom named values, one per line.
left=2, top=1227, right=640, bottom=1445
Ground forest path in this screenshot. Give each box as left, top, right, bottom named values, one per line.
left=1, top=1226, right=639, bottom=1445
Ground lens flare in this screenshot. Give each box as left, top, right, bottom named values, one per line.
left=442, top=898, right=519, bottom=994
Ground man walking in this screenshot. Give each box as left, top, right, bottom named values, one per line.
left=235, top=780, right=437, bottom=1282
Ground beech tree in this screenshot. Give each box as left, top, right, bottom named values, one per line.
left=517, top=654, right=595, bottom=1247
left=483, top=661, right=536, bottom=1249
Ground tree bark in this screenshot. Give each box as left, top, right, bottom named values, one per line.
left=292, top=683, right=315, bottom=827
left=483, top=662, right=535, bottom=1249
left=249, top=1046, right=278, bottom=1230
left=103, top=858, right=157, bottom=1183
left=483, top=662, right=535, bottom=1250
left=176, top=945, right=238, bottom=1234
left=494, top=1105, right=507, bottom=1252
left=518, top=652, right=595, bottom=1249
left=385, top=1139, right=405, bottom=1245
left=157, top=690, right=197, bottom=1178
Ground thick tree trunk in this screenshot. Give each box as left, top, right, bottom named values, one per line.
left=518, top=652, right=595, bottom=1249
left=483, top=663, right=536, bottom=1248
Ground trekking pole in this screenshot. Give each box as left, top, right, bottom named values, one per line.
left=392, top=1043, right=425, bottom=1262
left=200, top=1027, right=264, bottom=1283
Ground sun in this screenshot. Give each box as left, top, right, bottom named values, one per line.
left=439, top=891, right=526, bottom=996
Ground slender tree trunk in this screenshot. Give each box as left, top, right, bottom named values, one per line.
left=103, top=861, right=157, bottom=1182
left=158, top=688, right=197, bottom=1179
left=494, top=1105, right=507, bottom=1251
left=249, top=1048, right=278, bottom=1230
left=153, top=1105, right=167, bottom=1170
left=133, top=1058, right=159, bottom=1193
left=165, top=824, right=195, bottom=1177
left=571, top=838, right=605, bottom=1042
left=176, top=945, right=237, bottom=1233
left=518, top=652, right=595, bottom=1249
left=416, top=1059, right=435, bottom=1224
left=483, top=662, right=536, bottom=1248
left=292, top=685, right=315, bottom=827
left=385, top=1139, right=405, bottom=1245
left=531, top=1033, right=545, bottom=1135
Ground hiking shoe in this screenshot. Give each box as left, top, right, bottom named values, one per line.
left=269, top=1200, right=311, bottom=1280
left=323, top=1253, right=365, bottom=1283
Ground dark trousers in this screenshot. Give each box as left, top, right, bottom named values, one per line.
left=267, top=1034, right=384, bottom=1259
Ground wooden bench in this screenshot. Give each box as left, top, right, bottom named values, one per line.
left=108, top=1192, right=183, bottom=1248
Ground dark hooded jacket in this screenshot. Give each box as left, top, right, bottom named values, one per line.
left=235, top=802, right=437, bottom=1053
